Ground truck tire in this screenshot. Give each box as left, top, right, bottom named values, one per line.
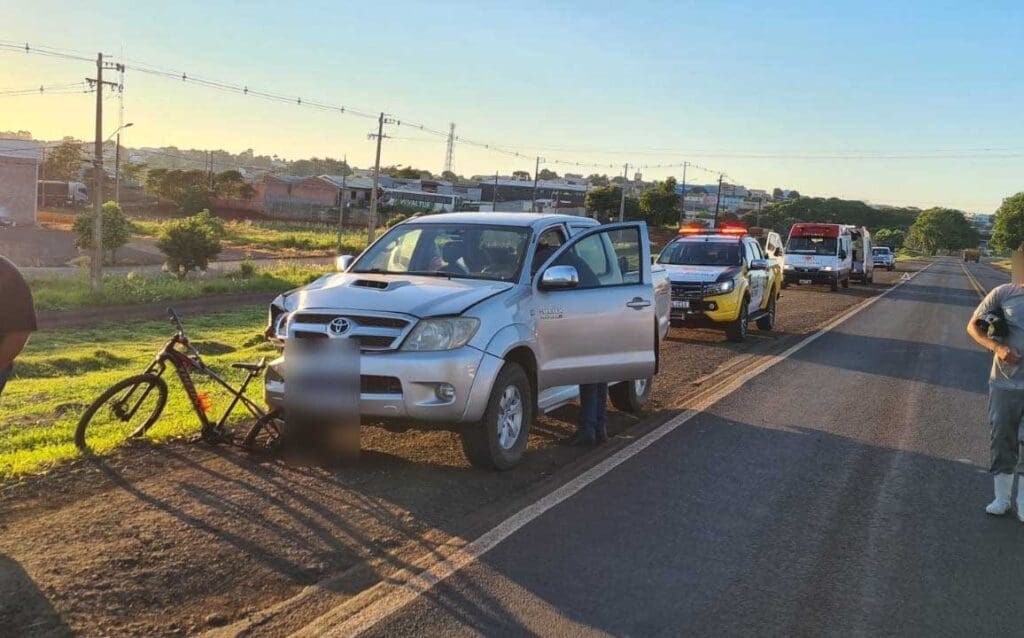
left=830, top=276, right=839, bottom=291
left=756, top=293, right=776, bottom=331
left=460, top=362, right=533, bottom=471
left=610, top=378, right=653, bottom=414
left=725, top=299, right=748, bottom=342
left=842, top=276, right=850, bottom=289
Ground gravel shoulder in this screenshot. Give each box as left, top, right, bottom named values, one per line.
left=0, top=262, right=924, bottom=636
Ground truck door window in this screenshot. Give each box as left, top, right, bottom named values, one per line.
left=532, top=227, right=567, bottom=274
left=551, top=227, right=641, bottom=288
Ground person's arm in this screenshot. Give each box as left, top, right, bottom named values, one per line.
left=0, top=331, right=31, bottom=369
left=967, top=286, right=1021, bottom=364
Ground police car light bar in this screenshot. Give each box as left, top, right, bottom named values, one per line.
left=678, top=224, right=747, bottom=236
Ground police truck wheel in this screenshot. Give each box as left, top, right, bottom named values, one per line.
left=460, top=362, right=533, bottom=471
left=830, top=276, right=839, bottom=291
left=842, top=276, right=850, bottom=289
left=726, top=301, right=748, bottom=342
left=610, top=377, right=653, bottom=414
left=756, top=294, right=776, bottom=331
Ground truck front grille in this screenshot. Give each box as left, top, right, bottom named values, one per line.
left=288, top=311, right=413, bottom=351
left=671, top=282, right=705, bottom=300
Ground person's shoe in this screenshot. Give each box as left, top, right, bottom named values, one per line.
left=986, top=473, right=1014, bottom=515
left=561, top=431, right=596, bottom=447
left=596, top=431, right=609, bottom=445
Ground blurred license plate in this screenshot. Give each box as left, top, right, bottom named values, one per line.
left=799, top=278, right=812, bottom=284
left=672, top=300, right=690, bottom=309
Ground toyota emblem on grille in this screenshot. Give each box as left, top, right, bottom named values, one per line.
left=328, top=317, right=352, bottom=335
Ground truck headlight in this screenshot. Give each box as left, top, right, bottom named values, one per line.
left=402, top=318, right=480, bottom=351
left=273, top=312, right=292, bottom=339
left=783, top=264, right=794, bottom=271
left=704, top=279, right=735, bottom=296
left=822, top=266, right=834, bottom=272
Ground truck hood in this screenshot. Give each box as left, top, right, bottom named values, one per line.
left=663, top=264, right=738, bottom=283
left=279, top=272, right=513, bottom=318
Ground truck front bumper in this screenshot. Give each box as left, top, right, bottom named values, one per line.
left=784, top=270, right=837, bottom=285
left=670, top=289, right=744, bottom=325
left=264, top=345, right=505, bottom=424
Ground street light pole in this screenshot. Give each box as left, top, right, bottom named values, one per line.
left=618, top=163, right=629, bottom=222
left=90, top=52, right=104, bottom=291
left=531, top=156, right=541, bottom=212
left=678, top=161, right=688, bottom=225
left=113, top=122, right=133, bottom=204
left=713, top=173, right=724, bottom=228
left=367, top=112, right=392, bottom=244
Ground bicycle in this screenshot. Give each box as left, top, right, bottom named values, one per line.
left=75, top=307, right=284, bottom=452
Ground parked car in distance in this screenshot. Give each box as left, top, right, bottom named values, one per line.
left=659, top=224, right=782, bottom=342
left=872, top=246, right=896, bottom=271
left=264, top=213, right=671, bottom=470
left=963, top=248, right=981, bottom=263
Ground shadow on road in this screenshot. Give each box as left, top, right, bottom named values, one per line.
left=375, top=415, right=1020, bottom=636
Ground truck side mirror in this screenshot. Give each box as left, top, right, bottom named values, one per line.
left=336, top=255, right=355, bottom=271
left=839, top=249, right=847, bottom=260
left=749, top=258, right=770, bottom=271
left=539, top=265, right=579, bottom=290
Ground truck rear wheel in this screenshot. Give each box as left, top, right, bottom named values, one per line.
left=756, top=293, right=777, bottom=331
left=609, top=378, right=653, bottom=414
left=460, top=362, right=533, bottom=471
left=830, top=276, right=839, bottom=291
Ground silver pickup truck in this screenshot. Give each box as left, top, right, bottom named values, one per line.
left=265, top=212, right=670, bottom=469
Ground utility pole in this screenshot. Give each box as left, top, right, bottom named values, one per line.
left=208, top=151, right=214, bottom=190
left=713, top=173, right=724, bottom=228
left=367, top=112, right=393, bottom=243
left=337, top=154, right=348, bottom=253
left=678, top=161, right=689, bottom=225
left=756, top=196, right=763, bottom=227
left=90, top=52, right=105, bottom=291
left=114, top=54, right=125, bottom=203
left=618, top=163, right=629, bottom=222
left=492, top=171, right=498, bottom=212
left=531, top=156, right=542, bottom=212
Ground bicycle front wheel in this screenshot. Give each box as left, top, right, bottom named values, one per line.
left=75, top=374, right=168, bottom=450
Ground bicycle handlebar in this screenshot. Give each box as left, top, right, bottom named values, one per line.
left=168, top=307, right=187, bottom=337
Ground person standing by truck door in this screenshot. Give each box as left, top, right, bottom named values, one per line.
left=967, top=246, right=1024, bottom=519
left=0, top=255, right=37, bottom=399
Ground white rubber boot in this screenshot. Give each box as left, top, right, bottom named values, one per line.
left=986, top=473, right=1014, bottom=515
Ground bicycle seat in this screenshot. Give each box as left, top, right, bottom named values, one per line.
left=232, top=358, right=266, bottom=373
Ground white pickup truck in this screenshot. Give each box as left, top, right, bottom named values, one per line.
left=265, top=213, right=670, bottom=469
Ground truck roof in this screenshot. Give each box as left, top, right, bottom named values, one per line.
left=403, top=212, right=599, bottom=229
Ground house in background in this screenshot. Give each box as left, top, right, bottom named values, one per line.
left=0, top=138, right=41, bottom=226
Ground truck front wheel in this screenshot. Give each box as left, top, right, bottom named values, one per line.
left=460, top=362, right=534, bottom=471
left=725, top=300, right=749, bottom=342
left=610, top=378, right=653, bottom=414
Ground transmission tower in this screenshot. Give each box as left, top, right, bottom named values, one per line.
left=444, top=122, right=455, bottom=174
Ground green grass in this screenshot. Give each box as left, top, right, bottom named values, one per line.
left=0, top=307, right=277, bottom=479
left=131, top=217, right=367, bottom=254
left=28, top=263, right=331, bottom=312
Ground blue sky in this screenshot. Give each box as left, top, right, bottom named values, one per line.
left=3, top=0, right=1023, bottom=211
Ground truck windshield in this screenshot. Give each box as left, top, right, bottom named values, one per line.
left=352, top=224, right=531, bottom=282
left=658, top=241, right=741, bottom=267
left=872, top=247, right=890, bottom=255
left=787, top=236, right=837, bottom=256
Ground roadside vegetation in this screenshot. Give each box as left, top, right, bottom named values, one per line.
left=28, top=262, right=330, bottom=312
left=131, top=216, right=366, bottom=254
left=1, top=307, right=274, bottom=479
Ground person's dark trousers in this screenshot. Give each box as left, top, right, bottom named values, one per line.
left=0, top=364, right=11, bottom=399
left=578, top=383, right=608, bottom=440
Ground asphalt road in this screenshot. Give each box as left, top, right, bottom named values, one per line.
left=355, top=259, right=1024, bottom=636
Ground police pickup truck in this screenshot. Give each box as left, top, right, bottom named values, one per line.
left=264, top=213, right=670, bottom=470
left=657, top=225, right=781, bottom=342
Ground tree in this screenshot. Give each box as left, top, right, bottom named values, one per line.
left=213, top=170, right=256, bottom=199
left=904, top=207, right=978, bottom=255
left=143, top=168, right=212, bottom=213
left=639, top=177, right=680, bottom=226
left=511, top=170, right=532, bottom=181
left=991, top=192, right=1024, bottom=253
left=538, top=168, right=559, bottom=180
left=72, top=201, right=131, bottom=264
left=873, top=228, right=906, bottom=251
left=584, top=184, right=639, bottom=222
left=385, top=166, right=432, bottom=179
left=156, top=210, right=223, bottom=276
left=286, top=156, right=351, bottom=177
left=746, top=197, right=920, bottom=237
left=587, top=173, right=610, bottom=187
left=788, top=190, right=801, bottom=199
left=440, top=170, right=464, bottom=182
left=772, top=187, right=784, bottom=200
left=119, top=160, right=147, bottom=186
left=43, top=139, right=85, bottom=182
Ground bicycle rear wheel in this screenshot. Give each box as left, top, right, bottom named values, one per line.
left=75, top=374, right=168, bottom=450
left=242, top=410, right=285, bottom=454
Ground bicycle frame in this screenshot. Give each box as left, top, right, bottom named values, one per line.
left=142, top=334, right=267, bottom=434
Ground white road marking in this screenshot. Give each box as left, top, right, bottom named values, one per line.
left=293, top=262, right=936, bottom=638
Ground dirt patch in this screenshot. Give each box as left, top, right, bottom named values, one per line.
left=0, top=261, right=925, bottom=636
